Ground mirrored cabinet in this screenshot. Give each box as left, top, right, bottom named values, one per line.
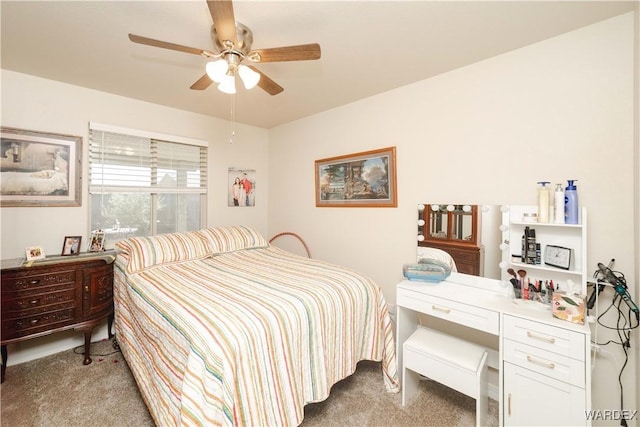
left=418, top=204, right=483, bottom=276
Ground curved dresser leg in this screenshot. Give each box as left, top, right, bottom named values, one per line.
left=1, top=344, right=6, bottom=383
left=83, top=330, right=93, bottom=365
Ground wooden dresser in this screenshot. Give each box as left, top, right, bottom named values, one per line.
left=1, top=252, right=115, bottom=383
left=418, top=204, right=483, bottom=276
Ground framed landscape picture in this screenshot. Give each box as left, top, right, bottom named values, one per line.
left=315, top=146, right=397, bottom=207
left=0, top=127, right=82, bottom=207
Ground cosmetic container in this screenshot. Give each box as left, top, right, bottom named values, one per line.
left=564, top=180, right=579, bottom=224
left=537, top=182, right=550, bottom=223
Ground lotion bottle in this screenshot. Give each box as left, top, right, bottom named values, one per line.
left=537, top=182, right=550, bottom=223
left=564, top=179, right=579, bottom=224
left=554, top=183, right=564, bottom=224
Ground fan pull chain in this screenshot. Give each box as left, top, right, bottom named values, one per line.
left=229, top=94, right=236, bottom=144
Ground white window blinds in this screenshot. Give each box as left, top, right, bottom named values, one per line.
left=89, top=125, right=207, bottom=193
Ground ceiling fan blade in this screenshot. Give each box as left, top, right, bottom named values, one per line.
left=129, top=34, right=215, bottom=57
left=249, top=43, right=321, bottom=63
left=190, top=74, right=214, bottom=90
left=248, top=66, right=284, bottom=95
left=207, top=0, right=237, bottom=47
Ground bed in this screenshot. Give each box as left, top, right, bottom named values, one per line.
left=113, top=226, right=399, bottom=426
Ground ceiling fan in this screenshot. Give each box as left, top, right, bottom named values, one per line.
left=128, top=0, right=321, bottom=96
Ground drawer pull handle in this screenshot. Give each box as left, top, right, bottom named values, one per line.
left=29, top=279, right=40, bottom=285
left=526, top=331, right=555, bottom=344
left=432, top=305, right=451, bottom=314
left=526, top=355, right=555, bottom=369
left=30, top=299, right=39, bottom=305
left=508, top=393, right=512, bottom=416
left=30, top=319, right=39, bottom=325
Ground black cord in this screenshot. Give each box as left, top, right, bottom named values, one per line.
left=72, top=337, right=122, bottom=358
left=591, top=265, right=636, bottom=427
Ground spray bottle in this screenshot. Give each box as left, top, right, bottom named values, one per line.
left=554, top=183, right=564, bottom=224
left=564, top=180, right=579, bottom=224
left=537, top=182, right=550, bottom=223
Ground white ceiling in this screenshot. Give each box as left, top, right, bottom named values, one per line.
left=1, top=1, right=635, bottom=129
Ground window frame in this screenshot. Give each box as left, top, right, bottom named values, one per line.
left=88, top=122, right=208, bottom=240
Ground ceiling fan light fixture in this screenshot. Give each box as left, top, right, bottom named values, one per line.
left=218, top=74, right=236, bottom=94
left=206, top=59, right=229, bottom=83
left=238, top=65, right=261, bottom=90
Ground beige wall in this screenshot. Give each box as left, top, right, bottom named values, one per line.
left=268, top=13, right=637, bottom=423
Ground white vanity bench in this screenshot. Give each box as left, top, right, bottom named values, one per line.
left=396, top=273, right=591, bottom=426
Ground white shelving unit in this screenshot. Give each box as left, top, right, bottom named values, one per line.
left=501, top=205, right=587, bottom=296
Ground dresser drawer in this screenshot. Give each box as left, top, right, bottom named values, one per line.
left=1, top=269, right=76, bottom=292
left=503, top=315, right=585, bottom=361
left=2, top=290, right=77, bottom=316
left=397, top=289, right=499, bottom=335
left=503, top=338, right=585, bottom=388
left=2, top=308, right=77, bottom=339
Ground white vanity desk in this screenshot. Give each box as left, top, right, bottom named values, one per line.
left=396, top=273, right=591, bottom=426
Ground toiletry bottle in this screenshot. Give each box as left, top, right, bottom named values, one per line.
left=537, top=182, right=550, bottom=223
left=554, top=183, right=564, bottom=224
left=564, top=180, right=579, bottom=224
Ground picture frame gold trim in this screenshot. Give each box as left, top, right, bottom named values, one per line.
left=1, top=127, right=82, bottom=207
left=315, top=146, right=397, bottom=207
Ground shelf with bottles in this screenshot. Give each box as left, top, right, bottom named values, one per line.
left=500, top=205, right=587, bottom=296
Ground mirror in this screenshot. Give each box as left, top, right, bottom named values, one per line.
left=417, top=204, right=502, bottom=279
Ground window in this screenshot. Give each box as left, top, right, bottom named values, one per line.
left=89, top=123, right=207, bottom=244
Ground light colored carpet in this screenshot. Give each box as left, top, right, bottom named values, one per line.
left=1, top=338, right=498, bottom=426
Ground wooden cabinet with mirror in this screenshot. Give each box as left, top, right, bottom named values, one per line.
left=417, top=204, right=483, bottom=276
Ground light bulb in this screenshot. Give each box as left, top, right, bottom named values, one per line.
left=417, top=235, right=425, bottom=242
left=447, top=204, right=454, bottom=212
left=431, top=204, right=439, bottom=211
left=418, top=204, right=425, bottom=211
left=238, top=65, right=260, bottom=89
left=206, top=60, right=229, bottom=83
left=218, top=74, right=236, bottom=94
left=462, top=205, right=471, bottom=212
left=417, top=219, right=425, bottom=226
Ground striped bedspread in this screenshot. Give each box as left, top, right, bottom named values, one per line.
left=114, top=241, right=398, bottom=426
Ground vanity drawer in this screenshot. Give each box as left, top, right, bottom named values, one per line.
left=503, top=315, right=585, bottom=361
left=503, top=339, right=585, bottom=388
left=397, top=289, right=499, bottom=335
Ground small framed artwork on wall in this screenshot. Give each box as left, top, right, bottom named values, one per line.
left=1, top=127, right=82, bottom=207
left=315, top=146, right=397, bottom=207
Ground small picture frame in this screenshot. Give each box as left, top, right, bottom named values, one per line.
left=61, top=236, right=82, bottom=256
left=25, top=246, right=46, bottom=261
left=88, top=230, right=105, bottom=252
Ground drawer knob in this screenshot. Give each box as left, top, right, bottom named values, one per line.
left=432, top=305, right=451, bottom=314
left=29, top=279, right=40, bottom=285
left=526, top=331, right=556, bottom=344
left=526, top=355, right=555, bottom=369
